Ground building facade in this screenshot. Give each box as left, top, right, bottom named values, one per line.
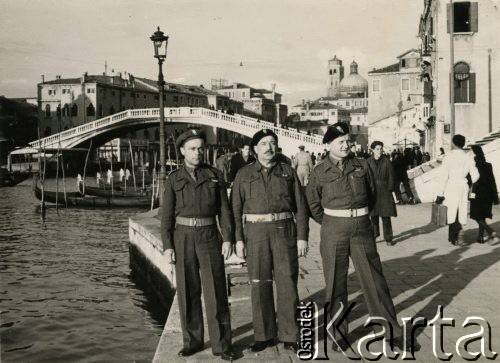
left=212, top=82, right=287, bottom=125
left=419, top=0, right=500, bottom=154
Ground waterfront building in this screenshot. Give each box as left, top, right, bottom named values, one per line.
left=212, top=82, right=287, bottom=125
left=367, top=49, right=431, bottom=151
left=418, top=0, right=500, bottom=154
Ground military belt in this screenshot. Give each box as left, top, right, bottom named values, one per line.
left=324, top=207, right=369, bottom=218
left=176, top=216, right=216, bottom=227
left=244, top=211, right=293, bottom=223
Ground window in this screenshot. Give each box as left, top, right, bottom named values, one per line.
left=448, top=2, right=478, bottom=33
left=56, top=104, right=61, bottom=117
left=62, top=89, right=66, bottom=94
left=71, top=104, right=78, bottom=116
left=401, top=59, right=406, bottom=68
left=87, top=103, right=95, bottom=116
left=346, top=101, right=350, bottom=107
left=242, top=92, right=245, bottom=97
left=98, top=104, right=103, bottom=117
left=372, top=80, right=380, bottom=92
left=111, top=91, right=115, bottom=96
left=45, top=104, right=51, bottom=118
left=453, top=62, right=475, bottom=103
left=401, top=79, right=410, bottom=91
left=87, top=88, right=95, bottom=93
left=329, top=69, right=333, bottom=75
left=63, top=104, right=69, bottom=116
left=415, top=77, right=420, bottom=90
left=143, top=95, right=146, bottom=99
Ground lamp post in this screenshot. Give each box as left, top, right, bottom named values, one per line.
left=150, top=26, right=169, bottom=206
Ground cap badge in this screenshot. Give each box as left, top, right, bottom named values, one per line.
left=192, top=130, right=197, bottom=135
left=263, top=129, right=268, bottom=134
left=336, top=126, right=343, bottom=133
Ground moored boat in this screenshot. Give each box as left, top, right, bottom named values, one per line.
left=34, top=181, right=158, bottom=208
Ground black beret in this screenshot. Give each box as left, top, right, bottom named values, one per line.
left=323, top=122, right=349, bottom=144
left=370, top=140, right=384, bottom=149
left=176, top=129, right=206, bottom=149
left=251, top=129, right=278, bottom=148
left=452, top=134, right=466, bottom=148
left=298, top=145, right=305, bottom=150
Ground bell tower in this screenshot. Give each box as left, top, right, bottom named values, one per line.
left=327, top=55, right=344, bottom=98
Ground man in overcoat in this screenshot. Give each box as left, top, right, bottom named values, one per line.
left=367, top=141, right=397, bottom=245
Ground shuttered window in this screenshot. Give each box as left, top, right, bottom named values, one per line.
left=447, top=2, right=478, bottom=33
left=454, top=73, right=476, bottom=103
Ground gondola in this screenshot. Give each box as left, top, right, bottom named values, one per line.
left=78, top=181, right=152, bottom=198
left=34, top=181, right=158, bottom=208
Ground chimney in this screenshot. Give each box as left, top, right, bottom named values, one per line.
left=302, top=99, right=305, bottom=106
left=233, top=82, right=238, bottom=89
left=81, top=72, right=87, bottom=83
left=56, top=75, right=61, bottom=80
left=41, top=75, right=45, bottom=83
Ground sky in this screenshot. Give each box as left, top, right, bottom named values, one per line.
left=0, top=0, right=424, bottom=106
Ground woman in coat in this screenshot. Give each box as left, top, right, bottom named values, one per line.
left=436, top=135, right=479, bottom=246
left=470, top=145, right=499, bottom=244
left=367, top=141, right=397, bottom=246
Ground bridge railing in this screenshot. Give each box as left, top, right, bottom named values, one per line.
left=30, top=107, right=326, bottom=149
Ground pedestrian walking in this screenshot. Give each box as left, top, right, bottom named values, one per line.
left=232, top=128, right=309, bottom=354
left=435, top=135, right=479, bottom=246
left=469, top=145, right=499, bottom=244
left=215, top=148, right=230, bottom=185
left=367, top=141, right=397, bottom=245
left=292, top=145, right=313, bottom=186
left=392, top=150, right=416, bottom=204
left=160, top=129, right=237, bottom=361
left=306, top=122, right=415, bottom=353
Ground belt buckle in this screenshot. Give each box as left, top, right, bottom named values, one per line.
left=350, top=209, right=354, bottom=218
left=193, top=218, right=198, bottom=226
left=271, top=214, right=276, bottom=221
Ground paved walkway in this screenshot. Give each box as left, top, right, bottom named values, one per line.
left=154, top=203, right=500, bottom=362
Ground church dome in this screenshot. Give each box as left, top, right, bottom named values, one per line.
left=339, top=60, right=368, bottom=95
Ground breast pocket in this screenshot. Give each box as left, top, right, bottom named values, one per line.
left=242, top=176, right=261, bottom=199
left=172, top=180, right=188, bottom=207
left=275, top=174, right=294, bottom=198
left=350, top=171, right=368, bottom=196
left=203, top=181, right=219, bottom=207
left=320, top=176, right=342, bottom=199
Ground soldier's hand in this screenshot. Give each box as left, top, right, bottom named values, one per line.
left=221, top=242, right=232, bottom=260
left=164, top=248, right=176, bottom=264
left=298, top=240, right=308, bottom=258
left=235, top=241, right=246, bottom=259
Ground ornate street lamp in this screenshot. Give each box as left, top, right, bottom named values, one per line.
left=150, top=26, right=169, bottom=206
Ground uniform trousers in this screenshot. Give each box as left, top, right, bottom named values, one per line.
left=173, top=225, right=231, bottom=354
left=371, top=216, right=393, bottom=242
left=320, top=215, right=402, bottom=340
left=244, top=219, right=299, bottom=342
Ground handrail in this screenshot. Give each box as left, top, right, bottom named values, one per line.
left=29, top=107, right=325, bottom=150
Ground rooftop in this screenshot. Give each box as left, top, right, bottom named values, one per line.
left=368, top=63, right=400, bottom=74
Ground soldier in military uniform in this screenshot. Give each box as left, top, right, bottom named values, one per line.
left=306, top=122, right=416, bottom=353
left=232, top=129, right=309, bottom=353
left=160, top=129, right=237, bottom=361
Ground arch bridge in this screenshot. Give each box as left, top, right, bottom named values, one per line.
left=29, top=107, right=326, bottom=157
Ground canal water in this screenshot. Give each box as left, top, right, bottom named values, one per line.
left=0, top=178, right=166, bottom=362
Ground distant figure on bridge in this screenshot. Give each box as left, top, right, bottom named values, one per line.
left=229, top=144, right=255, bottom=182
left=119, top=168, right=125, bottom=182
left=96, top=172, right=101, bottom=185
left=106, top=169, right=113, bottom=184
left=292, top=145, right=313, bottom=186
left=125, top=168, right=131, bottom=181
